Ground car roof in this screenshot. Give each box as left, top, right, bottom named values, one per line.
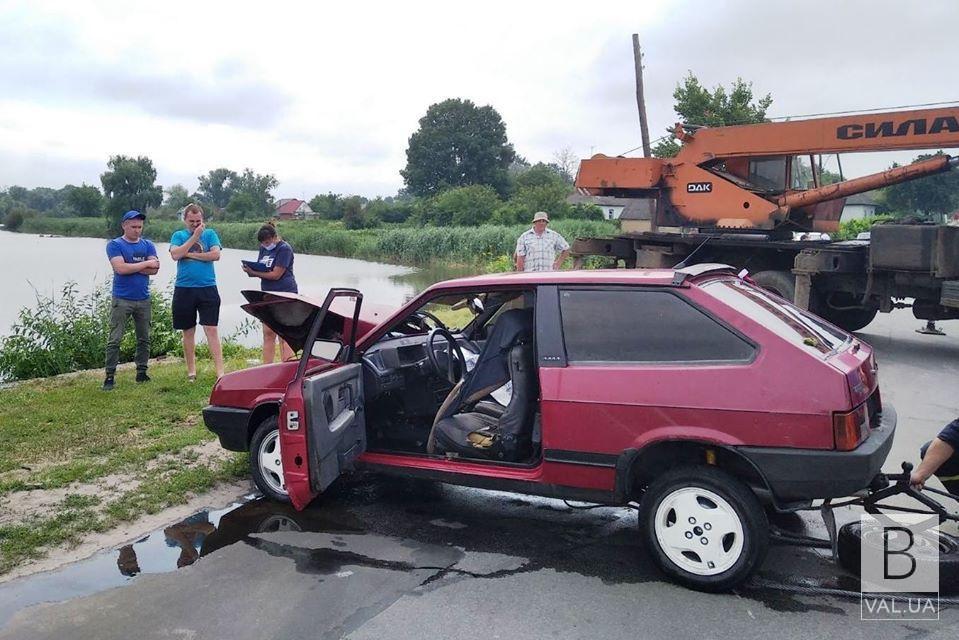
left=427, top=264, right=737, bottom=291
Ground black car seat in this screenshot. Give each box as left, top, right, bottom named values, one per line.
left=426, top=309, right=537, bottom=461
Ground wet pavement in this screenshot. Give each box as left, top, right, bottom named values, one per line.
left=1, top=310, right=958, bottom=639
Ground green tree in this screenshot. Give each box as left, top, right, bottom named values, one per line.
left=66, top=184, right=103, bottom=217
left=414, top=185, right=502, bottom=226
left=342, top=197, right=377, bottom=229
left=652, top=73, right=773, bottom=158
left=309, top=192, right=344, bottom=220
left=402, top=98, right=516, bottom=197
left=164, top=184, right=192, bottom=211
left=100, top=155, right=163, bottom=235
left=233, top=168, right=278, bottom=217
left=882, top=152, right=959, bottom=218
left=196, top=168, right=239, bottom=209
left=225, top=192, right=260, bottom=219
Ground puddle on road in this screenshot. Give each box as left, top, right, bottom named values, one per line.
left=0, top=497, right=256, bottom=627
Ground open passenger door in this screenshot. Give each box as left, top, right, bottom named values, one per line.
left=273, top=289, right=366, bottom=510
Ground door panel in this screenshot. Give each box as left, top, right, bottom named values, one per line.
left=303, top=363, right=365, bottom=492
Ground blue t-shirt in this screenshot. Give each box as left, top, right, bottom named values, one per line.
left=170, top=228, right=221, bottom=288
left=940, top=419, right=959, bottom=449
left=257, top=241, right=298, bottom=293
left=106, top=237, right=157, bottom=301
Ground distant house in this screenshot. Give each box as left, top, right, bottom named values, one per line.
left=274, top=198, right=315, bottom=220
left=840, top=192, right=879, bottom=222
left=566, top=193, right=656, bottom=232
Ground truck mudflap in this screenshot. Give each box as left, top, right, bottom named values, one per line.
left=736, top=404, right=897, bottom=502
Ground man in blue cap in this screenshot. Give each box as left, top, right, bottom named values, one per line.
left=103, top=210, right=160, bottom=390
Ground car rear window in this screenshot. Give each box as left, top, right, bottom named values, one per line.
left=702, top=279, right=850, bottom=356
left=559, top=288, right=755, bottom=363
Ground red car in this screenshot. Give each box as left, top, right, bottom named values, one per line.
left=203, top=264, right=895, bottom=591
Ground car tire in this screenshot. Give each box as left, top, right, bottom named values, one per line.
left=250, top=415, right=290, bottom=503
left=837, top=521, right=959, bottom=593
left=639, top=465, right=769, bottom=592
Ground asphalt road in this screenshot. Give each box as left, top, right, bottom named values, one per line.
left=2, top=309, right=958, bottom=640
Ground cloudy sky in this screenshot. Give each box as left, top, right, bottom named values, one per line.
left=2, top=0, right=957, bottom=200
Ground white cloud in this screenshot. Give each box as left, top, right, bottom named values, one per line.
left=1, top=0, right=957, bottom=198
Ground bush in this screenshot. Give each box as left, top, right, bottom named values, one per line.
left=0, top=283, right=181, bottom=381
left=3, top=209, right=25, bottom=231
left=835, top=215, right=894, bottom=241
left=414, top=185, right=502, bottom=226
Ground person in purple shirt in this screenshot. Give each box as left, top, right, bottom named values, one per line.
left=242, top=223, right=298, bottom=363
left=103, top=210, right=160, bottom=390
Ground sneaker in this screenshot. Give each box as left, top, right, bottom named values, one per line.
left=135, top=372, right=151, bottom=383
left=102, top=376, right=115, bottom=391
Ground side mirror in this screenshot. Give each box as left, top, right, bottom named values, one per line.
left=470, top=297, right=484, bottom=314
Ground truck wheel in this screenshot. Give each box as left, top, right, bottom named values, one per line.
left=639, top=465, right=769, bottom=592
left=819, top=294, right=878, bottom=332
left=250, top=415, right=290, bottom=503
left=751, top=270, right=796, bottom=302
left=838, top=521, right=959, bottom=593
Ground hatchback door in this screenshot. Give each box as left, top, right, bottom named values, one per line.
left=276, top=289, right=366, bottom=510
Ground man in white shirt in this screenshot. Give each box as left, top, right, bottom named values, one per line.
left=514, top=211, right=570, bottom=272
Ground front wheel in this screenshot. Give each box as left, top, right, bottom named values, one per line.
left=639, top=465, right=768, bottom=592
left=250, top=416, right=290, bottom=503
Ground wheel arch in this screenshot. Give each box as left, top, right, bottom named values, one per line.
left=616, top=440, right=781, bottom=509
left=248, top=402, right=281, bottom=447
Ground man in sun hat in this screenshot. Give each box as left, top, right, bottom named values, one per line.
left=514, top=211, right=570, bottom=272
left=103, top=210, right=159, bottom=391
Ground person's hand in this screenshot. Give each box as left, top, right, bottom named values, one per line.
left=910, top=470, right=927, bottom=489
left=242, top=264, right=254, bottom=277
left=191, top=221, right=205, bottom=237
left=143, top=258, right=160, bottom=270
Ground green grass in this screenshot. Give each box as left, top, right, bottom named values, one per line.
left=0, top=355, right=254, bottom=574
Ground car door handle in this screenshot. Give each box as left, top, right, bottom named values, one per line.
left=328, top=408, right=355, bottom=434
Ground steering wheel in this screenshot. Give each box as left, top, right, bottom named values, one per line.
left=426, top=328, right=466, bottom=384
left=414, top=310, right=447, bottom=331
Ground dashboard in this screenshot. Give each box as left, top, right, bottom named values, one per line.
left=362, top=334, right=477, bottom=396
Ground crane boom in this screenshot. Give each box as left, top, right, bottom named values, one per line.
left=576, top=105, right=959, bottom=232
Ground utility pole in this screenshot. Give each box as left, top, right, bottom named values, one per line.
left=632, top=33, right=651, bottom=157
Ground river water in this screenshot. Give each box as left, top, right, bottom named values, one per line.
left=0, top=230, right=474, bottom=345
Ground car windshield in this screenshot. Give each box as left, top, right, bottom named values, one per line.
left=703, top=278, right=850, bottom=356
left=390, top=293, right=486, bottom=336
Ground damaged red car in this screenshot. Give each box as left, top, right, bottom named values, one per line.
left=203, top=264, right=895, bottom=591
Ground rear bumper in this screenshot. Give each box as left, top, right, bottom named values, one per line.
left=739, top=404, right=897, bottom=501
left=202, top=405, right=252, bottom=452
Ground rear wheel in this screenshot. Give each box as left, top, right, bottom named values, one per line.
left=639, top=465, right=769, bottom=592
left=818, top=293, right=878, bottom=332
left=250, top=415, right=290, bottom=503
left=751, top=270, right=796, bottom=303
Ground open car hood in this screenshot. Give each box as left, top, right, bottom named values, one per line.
left=240, top=290, right=393, bottom=353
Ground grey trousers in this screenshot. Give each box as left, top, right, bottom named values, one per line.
left=105, top=297, right=152, bottom=375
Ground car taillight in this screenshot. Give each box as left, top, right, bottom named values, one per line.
left=833, top=404, right=869, bottom=451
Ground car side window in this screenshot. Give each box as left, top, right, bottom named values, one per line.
left=559, top=289, right=755, bottom=364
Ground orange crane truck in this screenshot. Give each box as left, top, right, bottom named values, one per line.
left=572, top=106, right=959, bottom=331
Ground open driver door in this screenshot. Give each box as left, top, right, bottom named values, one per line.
left=266, top=288, right=366, bottom=510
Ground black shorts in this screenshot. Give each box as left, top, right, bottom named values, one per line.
left=172, top=286, right=221, bottom=330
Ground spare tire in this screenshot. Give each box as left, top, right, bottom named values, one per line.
left=837, top=521, right=959, bottom=594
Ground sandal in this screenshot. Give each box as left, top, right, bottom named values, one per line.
left=187, top=373, right=197, bottom=383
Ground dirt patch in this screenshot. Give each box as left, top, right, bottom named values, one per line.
left=0, top=439, right=233, bottom=529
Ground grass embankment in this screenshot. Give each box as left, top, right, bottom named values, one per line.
left=19, top=217, right=618, bottom=268
left=0, top=356, right=254, bottom=574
